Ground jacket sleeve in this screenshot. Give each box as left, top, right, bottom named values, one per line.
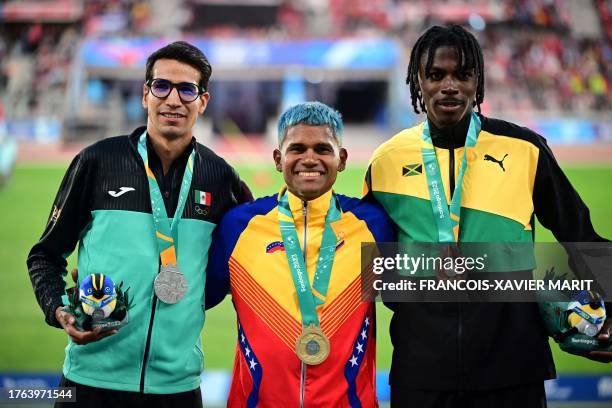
left=366, top=202, right=397, bottom=243
left=204, top=163, right=252, bottom=310
left=360, top=200, right=398, bottom=311
left=533, top=138, right=607, bottom=243
left=533, top=139, right=612, bottom=304
left=236, top=179, right=254, bottom=204
left=205, top=219, right=231, bottom=310
left=361, top=164, right=375, bottom=201
left=26, top=152, right=93, bottom=328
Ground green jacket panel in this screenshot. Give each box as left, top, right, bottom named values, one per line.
left=64, top=210, right=214, bottom=393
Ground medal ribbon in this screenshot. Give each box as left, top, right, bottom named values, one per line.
left=421, top=111, right=481, bottom=243
left=278, top=189, right=341, bottom=327
left=137, top=132, right=195, bottom=266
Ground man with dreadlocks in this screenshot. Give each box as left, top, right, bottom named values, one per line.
left=364, top=24, right=611, bottom=407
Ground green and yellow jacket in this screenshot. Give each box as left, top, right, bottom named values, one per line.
left=364, top=113, right=606, bottom=390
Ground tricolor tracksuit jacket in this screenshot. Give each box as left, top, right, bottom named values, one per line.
left=206, top=188, right=395, bottom=407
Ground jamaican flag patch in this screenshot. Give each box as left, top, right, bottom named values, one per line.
left=402, top=163, right=422, bottom=176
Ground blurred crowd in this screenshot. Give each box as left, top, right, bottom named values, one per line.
left=1, top=24, right=77, bottom=120
left=596, top=0, right=612, bottom=41
left=482, top=32, right=609, bottom=113
left=0, top=0, right=609, bottom=127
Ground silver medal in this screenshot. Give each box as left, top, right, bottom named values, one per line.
left=91, top=309, right=106, bottom=321
left=154, top=264, right=188, bottom=304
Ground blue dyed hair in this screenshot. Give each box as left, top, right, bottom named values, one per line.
left=277, top=102, right=343, bottom=146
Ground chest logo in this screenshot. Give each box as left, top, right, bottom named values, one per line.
left=402, top=163, right=423, bottom=176
left=266, top=238, right=345, bottom=254
left=195, top=190, right=212, bottom=206
left=484, top=154, right=508, bottom=172
left=195, top=205, right=209, bottom=216
left=108, top=187, right=135, bottom=197
left=266, top=241, right=285, bottom=253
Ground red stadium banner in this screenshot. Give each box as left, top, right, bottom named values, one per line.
left=1, top=0, right=83, bottom=23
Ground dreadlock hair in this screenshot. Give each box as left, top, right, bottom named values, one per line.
left=406, top=24, right=485, bottom=114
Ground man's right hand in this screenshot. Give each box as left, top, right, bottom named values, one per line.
left=55, top=306, right=117, bottom=345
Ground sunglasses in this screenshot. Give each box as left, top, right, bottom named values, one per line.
left=146, top=78, right=205, bottom=103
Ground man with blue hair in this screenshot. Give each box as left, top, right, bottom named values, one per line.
left=206, top=101, right=395, bottom=406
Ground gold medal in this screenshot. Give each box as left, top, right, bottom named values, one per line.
left=295, top=324, right=330, bottom=365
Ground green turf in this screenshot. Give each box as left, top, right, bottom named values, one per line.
left=1, top=164, right=611, bottom=374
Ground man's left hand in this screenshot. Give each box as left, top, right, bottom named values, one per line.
left=586, top=318, right=612, bottom=363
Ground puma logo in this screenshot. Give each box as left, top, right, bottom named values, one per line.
left=484, top=154, right=508, bottom=172
left=108, top=187, right=135, bottom=197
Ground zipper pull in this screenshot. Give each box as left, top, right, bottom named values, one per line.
left=302, top=201, right=308, bottom=260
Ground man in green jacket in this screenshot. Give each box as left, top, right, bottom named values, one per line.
left=28, top=41, right=251, bottom=407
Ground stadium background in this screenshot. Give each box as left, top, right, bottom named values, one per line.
left=0, top=0, right=610, bottom=406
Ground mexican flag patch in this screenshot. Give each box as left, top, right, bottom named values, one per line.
left=195, top=190, right=211, bottom=206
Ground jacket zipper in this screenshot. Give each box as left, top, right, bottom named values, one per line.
left=299, top=201, right=308, bottom=408
left=140, top=164, right=168, bottom=393
left=140, top=291, right=158, bottom=392
left=449, top=147, right=455, bottom=199
left=457, top=302, right=463, bottom=388
left=449, top=148, right=463, bottom=388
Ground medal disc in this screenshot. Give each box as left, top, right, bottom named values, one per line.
left=154, top=264, right=188, bottom=304
left=436, top=245, right=464, bottom=279
left=91, top=309, right=105, bottom=321
left=295, top=325, right=330, bottom=365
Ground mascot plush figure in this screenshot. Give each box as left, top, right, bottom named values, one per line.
left=64, top=272, right=131, bottom=332
left=539, top=281, right=611, bottom=354
left=79, top=274, right=117, bottom=320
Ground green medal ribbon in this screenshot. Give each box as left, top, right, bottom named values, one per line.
left=137, top=132, right=195, bottom=266
left=421, top=112, right=481, bottom=243
left=278, top=190, right=341, bottom=327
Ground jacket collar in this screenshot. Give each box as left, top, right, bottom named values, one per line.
left=427, top=112, right=474, bottom=149
left=277, top=187, right=334, bottom=218
left=128, top=126, right=198, bottom=163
